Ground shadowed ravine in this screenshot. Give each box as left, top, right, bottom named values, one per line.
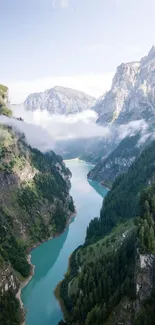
left=22, top=159, right=107, bottom=325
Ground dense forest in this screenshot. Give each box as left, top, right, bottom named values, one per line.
left=86, top=140, right=155, bottom=244
left=58, top=140, right=155, bottom=325
left=0, top=289, right=21, bottom=325
left=60, top=233, right=136, bottom=325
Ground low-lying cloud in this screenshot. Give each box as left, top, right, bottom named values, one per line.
left=0, top=105, right=150, bottom=155
left=118, top=119, right=148, bottom=140
left=11, top=106, right=111, bottom=140
left=0, top=115, right=55, bottom=152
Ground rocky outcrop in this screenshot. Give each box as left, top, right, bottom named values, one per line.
left=104, top=253, right=155, bottom=325
left=0, top=263, right=19, bottom=294
left=88, top=134, right=142, bottom=186
left=0, top=118, right=75, bottom=324
left=89, top=47, right=155, bottom=185
left=96, top=46, right=155, bottom=126
left=19, top=86, right=96, bottom=115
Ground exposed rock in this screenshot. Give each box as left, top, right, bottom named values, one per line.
left=16, top=86, right=96, bottom=115
left=89, top=47, right=155, bottom=185
left=96, top=46, right=155, bottom=126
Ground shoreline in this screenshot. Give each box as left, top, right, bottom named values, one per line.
left=54, top=250, right=78, bottom=322
left=16, top=255, right=35, bottom=325
left=64, top=157, right=95, bottom=166
left=17, top=210, right=76, bottom=325
left=54, top=281, right=69, bottom=321
left=87, top=176, right=111, bottom=191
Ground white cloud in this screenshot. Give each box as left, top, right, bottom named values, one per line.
left=52, top=0, right=69, bottom=8
left=8, top=73, right=114, bottom=104
left=0, top=115, right=55, bottom=152
left=11, top=107, right=110, bottom=141
left=118, top=120, right=148, bottom=140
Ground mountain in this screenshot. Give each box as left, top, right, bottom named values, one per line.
left=22, top=86, right=96, bottom=114
left=89, top=46, right=155, bottom=185
left=96, top=46, right=155, bottom=125
left=88, top=134, right=142, bottom=187
left=0, top=84, right=12, bottom=117
left=58, top=140, right=155, bottom=325
left=0, top=85, right=75, bottom=325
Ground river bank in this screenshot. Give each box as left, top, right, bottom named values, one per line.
left=17, top=210, right=76, bottom=325
left=21, top=160, right=107, bottom=325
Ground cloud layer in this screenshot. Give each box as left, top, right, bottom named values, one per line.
left=0, top=103, right=149, bottom=157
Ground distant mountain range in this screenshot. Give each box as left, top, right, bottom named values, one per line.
left=13, top=46, right=155, bottom=187
left=21, top=86, right=96, bottom=115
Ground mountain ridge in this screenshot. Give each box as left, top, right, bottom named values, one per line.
left=96, top=46, right=155, bottom=125
left=18, top=86, right=96, bottom=115
left=89, top=46, right=155, bottom=184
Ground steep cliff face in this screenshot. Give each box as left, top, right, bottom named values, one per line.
left=0, top=124, right=75, bottom=324
left=89, top=47, right=155, bottom=185
left=88, top=134, right=141, bottom=187
left=94, top=62, right=140, bottom=124
left=0, top=125, right=74, bottom=244
left=103, top=253, right=155, bottom=325
left=20, top=86, right=96, bottom=115
left=96, top=46, right=155, bottom=126
left=0, top=84, right=75, bottom=324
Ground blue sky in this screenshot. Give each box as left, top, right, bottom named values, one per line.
left=0, top=0, right=155, bottom=102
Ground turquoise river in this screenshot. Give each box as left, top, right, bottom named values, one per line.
left=22, top=159, right=107, bottom=325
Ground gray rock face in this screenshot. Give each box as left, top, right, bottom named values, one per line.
left=89, top=47, right=155, bottom=185
left=96, top=46, right=155, bottom=125
left=88, top=134, right=141, bottom=187
left=23, top=86, right=96, bottom=115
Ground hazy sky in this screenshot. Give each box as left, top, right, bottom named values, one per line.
left=0, top=0, right=155, bottom=103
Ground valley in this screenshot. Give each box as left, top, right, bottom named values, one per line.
left=21, top=160, right=107, bottom=325
left=0, top=46, right=155, bottom=325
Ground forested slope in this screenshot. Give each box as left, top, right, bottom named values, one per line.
left=58, top=140, right=155, bottom=325
left=0, top=84, right=75, bottom=325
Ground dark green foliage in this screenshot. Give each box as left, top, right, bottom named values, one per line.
left=51, top=204, right=67, bottom=233
left=31, top=147, right=71, bottom=178
left=0, top=289, right=21, bottom=325
left=60, top=246, right=82, bottom=313
left=59, top=141, right=155, bottom=325
left=136, top=184, right=155, bottom=253
left=86, top=141, right=155, bottom=243
left=0, top=207, right=30, bottom=277
left=68, top=197, right=75, bottom=213
left=61, top=233, right=136, bottom=325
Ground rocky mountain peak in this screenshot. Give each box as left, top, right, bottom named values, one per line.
left=112, top=61, right=140, bottom=91
left=96, top=47, right=155, bottom=125
left=141, top=45, right=155, bottom=66
left=22, top=86, right=96, bottom=115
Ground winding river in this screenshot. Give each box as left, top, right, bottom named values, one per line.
left=22, top=159, right=107, bottom=325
